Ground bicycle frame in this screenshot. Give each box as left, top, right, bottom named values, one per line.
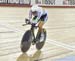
left=31, top=24, right=38, bottom=41
left=22, top=22, right=38, bottom=40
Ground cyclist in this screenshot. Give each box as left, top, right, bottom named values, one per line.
left=29, top=5, right=48, bottom=43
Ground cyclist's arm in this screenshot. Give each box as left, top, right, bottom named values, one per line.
left=29, top=10, right=32, bottom=19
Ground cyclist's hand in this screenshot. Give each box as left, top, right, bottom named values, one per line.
left=25, top=18, right=30, bottom=24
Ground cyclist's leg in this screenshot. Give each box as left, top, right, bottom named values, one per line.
left=38, top=21, right=44, bottom=33
left=38, top=14, right=48, bottom=33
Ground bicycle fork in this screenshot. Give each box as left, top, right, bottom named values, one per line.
left=31, top=27, right=36, bottom=42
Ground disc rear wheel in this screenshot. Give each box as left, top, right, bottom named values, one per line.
left=36, top=29, right=46, bottom=50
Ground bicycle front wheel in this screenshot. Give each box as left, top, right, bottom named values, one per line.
left=21, top=30, right=32, bottom=53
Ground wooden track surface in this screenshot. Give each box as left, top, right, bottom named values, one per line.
left=0, top=7, right=75, bottom=61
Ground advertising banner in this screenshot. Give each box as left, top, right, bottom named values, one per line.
left=0, top=0, right=30, bottom=4
left=36, top=0, right=75, bottom=6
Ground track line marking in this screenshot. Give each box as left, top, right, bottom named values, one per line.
left=46, top=39, right=75, bottom=51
